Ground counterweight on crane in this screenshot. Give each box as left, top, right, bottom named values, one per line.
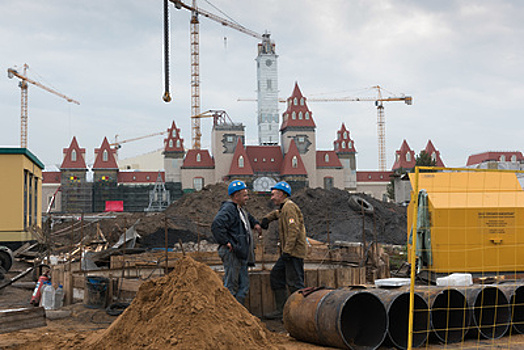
left=8, top=64, right=80, bottom=148
left=166, top=0, right=264, bottom=149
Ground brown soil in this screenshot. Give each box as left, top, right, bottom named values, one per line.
left=48, top=183, right=407, bottom=256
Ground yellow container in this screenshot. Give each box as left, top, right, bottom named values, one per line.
left=408, top=171, right=524, bottom=273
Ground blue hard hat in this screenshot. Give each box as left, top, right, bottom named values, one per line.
left=271, top=181, right=291, bottom=196
left=228, top=180, right=247, bottom=196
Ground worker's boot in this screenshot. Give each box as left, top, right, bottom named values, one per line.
left=264, top=289, right=287, bottom=320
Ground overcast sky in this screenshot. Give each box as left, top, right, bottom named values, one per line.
left=1, top=0, right=523, bottom=171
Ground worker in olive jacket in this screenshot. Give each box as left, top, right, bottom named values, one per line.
left=260, top=181, right=308, bottom=320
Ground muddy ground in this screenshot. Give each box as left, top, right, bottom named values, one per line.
left=48, top=184, right=408, bottom=256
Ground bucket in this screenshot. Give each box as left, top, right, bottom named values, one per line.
left=84, top=276, right=109, bottom=309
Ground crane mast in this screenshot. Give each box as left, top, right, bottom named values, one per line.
left=167, top=0, right=263, bottom=149
left=8, top=64, right=80, bottom=148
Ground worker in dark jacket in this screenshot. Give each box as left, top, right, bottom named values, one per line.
left=260, top=181, right=308, bottom=320
left=212, top=180, right=261, bottom=305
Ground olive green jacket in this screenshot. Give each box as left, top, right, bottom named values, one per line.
left=264, top=198, right=308, bottom=259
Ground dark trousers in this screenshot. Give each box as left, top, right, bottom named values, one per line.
left=270, top=255, right=305, bottom=294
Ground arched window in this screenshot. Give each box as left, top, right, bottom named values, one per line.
left=500, top=155, right=506, bottom=162
left=305, top=112, right=310, bottom=120
left=342, top=141, right=346, bottom=149
left=348, top=141, right=353, bottom=149
left=71, top=149, right=77, bottom=162
left=238, top=155, right=244, bottom=168
left=324, top=153, right=329, bottom=162
left=196, top=153, right=201, bottom=162
left=293, top=97, right=298, bottom=106
left=176, top=139, right=181, bottom=148
left=103, top=150, right=108, bottom=162
left=396, top=154, right=400, bottom=162
left=431, top=152, right=437, bottom=161
left=292, top=156, right=298, bottom=168
left=292, top=112, right=296, bottom=120
left=300, top=98, right=304, bottom=106
left=169, top=140, right=173, bottom=148
left=344, top=131, right=348, bottom=139
left=298, top=111, right=303, bottom=120
left=406, top=152, right=411, bottom=162
left=512, top=155, right=517, bottom=162
left=172, top=130, right=176, bottom=137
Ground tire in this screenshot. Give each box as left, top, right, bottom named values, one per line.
left=0, top=248, right=13, bottom=273
left=106, top=302, right=130, bottom=316
left=349, top=195, right=374, bottom=214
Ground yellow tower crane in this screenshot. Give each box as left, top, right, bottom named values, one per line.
left=165, top=0, right=263, bottom=150
left=308, top=86, right=412, bottom=171
left=7, top=64, right=80, bottom=148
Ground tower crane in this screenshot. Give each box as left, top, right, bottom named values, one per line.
left=165, top=0, right=264, bottom=150
left=238, top=85, right=412, bottom=171
left=7, top=64, right=80, bottom=148
left=110, top=131, right=168, bottom=150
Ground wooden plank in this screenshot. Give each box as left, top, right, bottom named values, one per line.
left=304, top=269, right=318, bottom=288
left=260, top=271, right=274, bottom=316
left=317, top=269, right=336, bottom=288
left=248, top=272, right=262, bottom=317
left=335, top=268, right=356, bottom=288
left=119, top=278, right=143, bottom=293
left=0, top=307, right=46, bottom=334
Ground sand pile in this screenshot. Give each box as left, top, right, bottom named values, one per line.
left=81, top=256, right=280, bottom=350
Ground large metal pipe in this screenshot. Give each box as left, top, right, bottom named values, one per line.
left=495, top=283, right=524, bottom=335
left=284, top=288, right=388, bottom=350
left=416, top=286, right=471, bottom=344
left=317, top=288, right=388, bottom=350
left=369, top=289, right=430, bottom=349
left=465, top=285, right=510, bottom=339
left=283, top=288, right=333, bottom=345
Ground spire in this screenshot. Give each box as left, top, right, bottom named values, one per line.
left=280, top=139, right=307, bottom=175
left=392, top=139, right=416, bottom=171
left=60, top=136, right=87, bottom=170
left=424, top=140, right=445, bottom=167
left=93, top=137, right=119, bottom=169
left=164, top=121, right=185, bottom=153
left=228, top=138, right=254, bottom=176
left=334, top=123, right=356, bottom=153
left=280, top=82, right=316, bottom=131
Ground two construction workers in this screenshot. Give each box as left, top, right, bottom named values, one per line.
left=212, top=179, right=307, bottom=320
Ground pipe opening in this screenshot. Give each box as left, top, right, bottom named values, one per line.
left=388, top=293, right=429, bottom=349
left=431, top=289, right=470, bottom=343
left=473, top=287, right=510, bottom=339
left=340, top=292, right=387, bottom=350
left=511, top=286, right=524, bottom=334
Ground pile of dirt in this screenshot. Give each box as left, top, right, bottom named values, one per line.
left=48, top=183, right=407, bottom=252
left=78, top=256, right=279, bottom=350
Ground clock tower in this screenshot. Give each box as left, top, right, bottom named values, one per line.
left=256, top=33, right=279, bottom=145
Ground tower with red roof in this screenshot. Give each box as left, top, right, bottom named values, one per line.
left=163, top=121, right=185, bottom=182
left=280, top=83, right=317, bottom=186
left=392, top=140, right=416, bottom=172
left=92, top=137, right=119, bottom=183
left=333, top=123, right=357, bottom=190
left=60, top=136, right=88, bottom=184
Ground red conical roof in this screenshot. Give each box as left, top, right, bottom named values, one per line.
left=60, top=137, right=87, bottom=170
left=93, top=137, right=119, bottom=169
left=280, top=82, right=316, bottom=130
left=164, top=121, right=185, bottom=152
left=334, top=123, right=356, bottom=153
left=280, top=139, right=307, bottom=175
left=228, top=138, right=254, bottom=176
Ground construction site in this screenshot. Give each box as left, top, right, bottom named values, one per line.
left=3, top=1, right=524, bottom=350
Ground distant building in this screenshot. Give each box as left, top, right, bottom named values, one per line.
left=467, top=151, right=524, bottom=170
left=0, top=147, right=44, bottom=249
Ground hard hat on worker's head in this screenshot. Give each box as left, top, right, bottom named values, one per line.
left=228, top=180, right=247, bottom=196
left=271, top=181, right=291, bottom=196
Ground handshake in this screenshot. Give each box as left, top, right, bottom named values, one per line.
left=260, top=218, right=269, bottom=230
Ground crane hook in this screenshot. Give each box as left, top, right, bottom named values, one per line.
left=163, top=91, right=172, bottom=103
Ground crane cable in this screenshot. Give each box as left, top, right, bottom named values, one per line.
left=163, top=0, right=172, bottom=102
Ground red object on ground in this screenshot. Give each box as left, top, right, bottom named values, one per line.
left=105, top=200, right=124, bottom=212
left=30, top=275, right=49, bottom=305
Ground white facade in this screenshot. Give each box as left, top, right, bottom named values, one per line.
left=256, top=34, right=279, bottom=145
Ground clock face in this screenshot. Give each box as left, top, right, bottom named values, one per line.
left=265, top=59, right=272, bottom=67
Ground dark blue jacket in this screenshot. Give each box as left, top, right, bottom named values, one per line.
left=211, top=201, right=259, bottom=260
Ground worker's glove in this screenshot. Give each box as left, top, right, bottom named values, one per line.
left=282, top=252, right=292, bottom=261
left=260, top=218, right=269, bottom=230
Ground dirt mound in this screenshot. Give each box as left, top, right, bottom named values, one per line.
left=79, top=256, right=279, bottom=350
